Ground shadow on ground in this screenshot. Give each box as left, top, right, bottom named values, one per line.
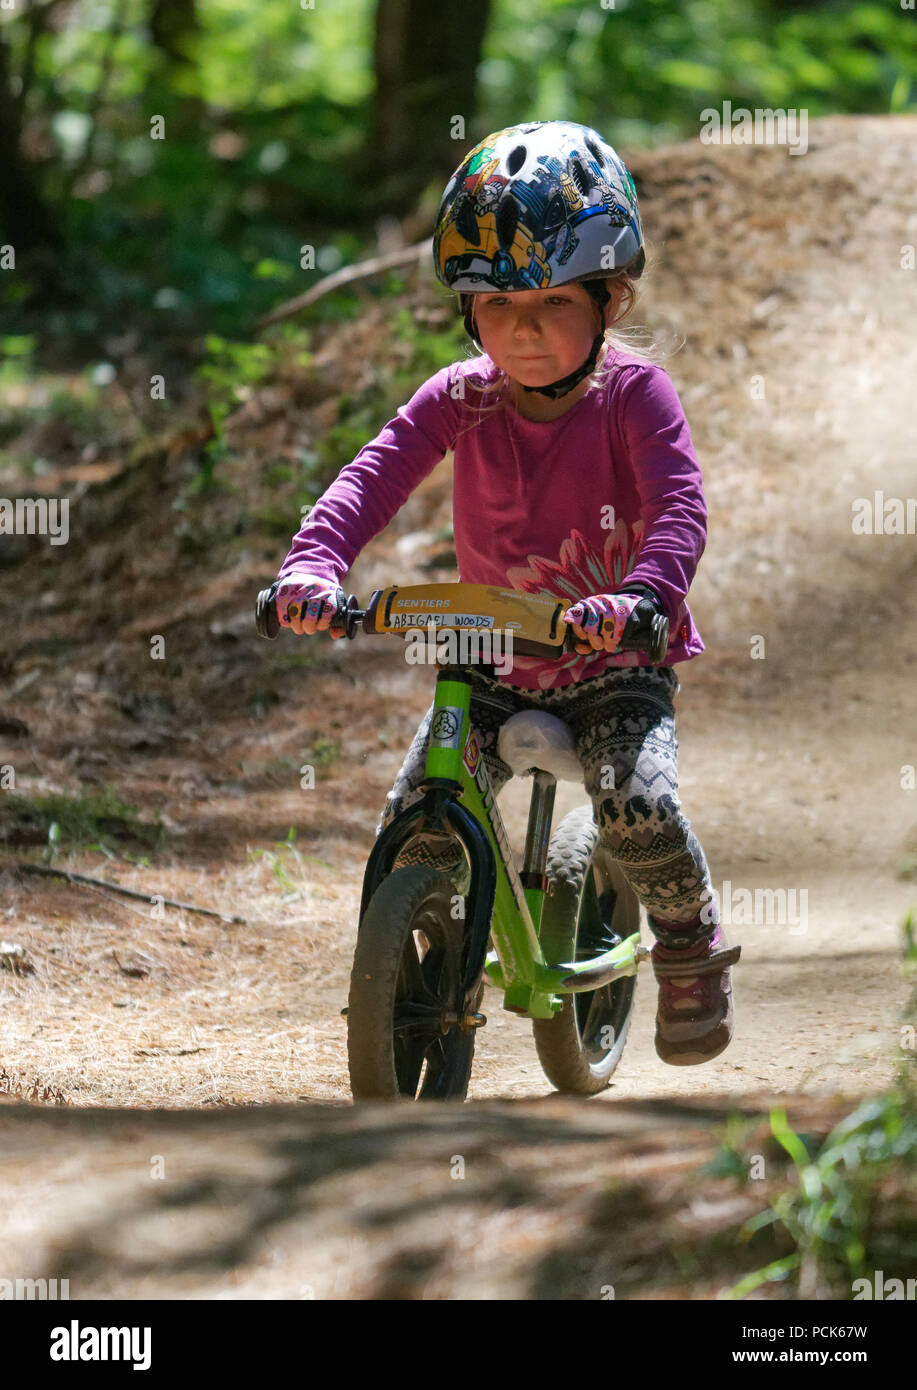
left=0, top=1092, right=862, bottom=1300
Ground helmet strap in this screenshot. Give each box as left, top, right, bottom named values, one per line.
left=520, top=330, right=606, bottom=399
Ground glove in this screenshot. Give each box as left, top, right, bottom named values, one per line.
left=562, top=588, right=660, bottom=654
left=275, top=571, right=345, bottom=637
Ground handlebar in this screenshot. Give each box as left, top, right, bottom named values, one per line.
left=254, top=581, right=670, bottom=664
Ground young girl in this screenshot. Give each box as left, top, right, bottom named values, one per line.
left=273, top=121, right=740, bottom=1066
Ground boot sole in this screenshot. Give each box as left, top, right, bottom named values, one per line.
left=656, top=1032, right=732, bottom=1065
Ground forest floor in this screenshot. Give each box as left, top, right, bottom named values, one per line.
left=0, top=115, right=915, bottom=1299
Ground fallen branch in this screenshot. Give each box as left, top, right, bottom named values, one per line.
left=256, top=238, right=433, bottom=330
left=12, top=862, right=248, bottom=924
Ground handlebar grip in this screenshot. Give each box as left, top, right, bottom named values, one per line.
left=329, top=591, right=361, bottom=639
left=255, top=582, right=281, bottom=639
left=617, top=599, right=669, bottom=663
left=564, top=598, right=669, bottom=663
left=254, top=582, right=361, bottom=640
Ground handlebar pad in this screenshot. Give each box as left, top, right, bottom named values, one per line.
left=256, top=583, right=669, bottom=661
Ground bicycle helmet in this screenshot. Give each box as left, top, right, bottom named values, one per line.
left=433, top=121, right=645, bottom=398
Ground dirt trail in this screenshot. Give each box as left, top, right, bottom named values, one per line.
left=0, top=1090, right=867, bottom=1300
left=0, top=116, right=915, bottom=1296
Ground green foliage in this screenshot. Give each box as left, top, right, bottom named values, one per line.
left=714, top=906, right=917, bottom=1300
left=195, top=0, right=375, bottom=109
left=303, top=737, right=340, bottom=769
left=5, top=0, right=913, bottom=363
left=193, top=333, right=289, bottom=489
left=246, top=825, right=332, bottom=897
left=722, top=1091, right=917, bottom=1299
left=903, top=907, right=917, bottom=967
left=1, top=786, right=163, bottom=853
left=196, top=334, right=275, bottom=444
left=483, top=0, right=917, bottom=146
left=0, top=335, right=37, bottom=361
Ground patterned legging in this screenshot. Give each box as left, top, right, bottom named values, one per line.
left=376, top=663, right=718, bottom=943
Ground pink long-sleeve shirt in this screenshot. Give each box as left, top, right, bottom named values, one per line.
left=278, top=349, right=707, bottom=691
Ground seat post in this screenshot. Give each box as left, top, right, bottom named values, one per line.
left=521, top=770, right=557, bottom=889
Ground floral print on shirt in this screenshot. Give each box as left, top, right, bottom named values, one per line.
left=503, top=519, right=646, bottom=690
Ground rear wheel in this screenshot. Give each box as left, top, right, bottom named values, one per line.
left=532, top=805, right=640, bottom=1095
left=347, top=866, right=481, bottom=1101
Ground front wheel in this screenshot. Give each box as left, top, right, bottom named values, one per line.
left=347, top=866, right=480, bottom=1101
left=532, top=805, right=640, bottom=1095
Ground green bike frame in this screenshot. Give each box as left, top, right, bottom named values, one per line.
left=359, top=664, right=644, bottom=1023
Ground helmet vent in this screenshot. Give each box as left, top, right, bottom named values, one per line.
left=456, top=198, right=481, bottom=246
left=584, top=136, right=606, bottom=167
left=506, top=144, right=528, bottom=176
left=571, top=157, right=594, bottom=195
left=495, top=193, right=519, bottom=248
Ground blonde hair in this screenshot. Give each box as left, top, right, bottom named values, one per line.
left=454, top=249, right=664, bottom=430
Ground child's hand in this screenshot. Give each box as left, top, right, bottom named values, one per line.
left=562, top=592, right=644, bottom=654
left=276, top=572, right=345, bottom=637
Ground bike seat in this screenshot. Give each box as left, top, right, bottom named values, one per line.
left=497, top=711, right=584, bottom=783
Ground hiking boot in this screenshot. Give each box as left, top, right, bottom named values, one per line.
left=392, top=832, right=472, bottom=897
left=651, top=923, right=741, bottom=1065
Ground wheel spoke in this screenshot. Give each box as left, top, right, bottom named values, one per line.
left=393, top=916, right=457, bottom=1096
left=532, top=812, right=640, bottom=1094
left=420, top=947, right=447, bottom=1001
left=577, top=985, right=609, bottom=1047
left=398, top=935, right=439, bottom=1009
left=575, top=856, right=626, bottom=1037
left=392, top=1002, right=442, bottom=1034
left=393, top=1034, right=425, bottom=1097
left=419, top=1034, right=449, bottom=1097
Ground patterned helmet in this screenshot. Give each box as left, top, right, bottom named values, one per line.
left=433, top=120, right=645, bottom=295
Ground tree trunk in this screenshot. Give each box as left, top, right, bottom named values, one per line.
left=364, top=0, right=492, bottom=213
left=0, top=26, right=60, bottom=251
left=149, top=0, right=199, bottom=65
left=145, top=0, right=205, bottom=141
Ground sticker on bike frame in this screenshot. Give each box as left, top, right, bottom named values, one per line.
left=387, top=611, right=495, bottom=630
left=462, top=727, right=481, bottom=778
left=431, top=707, right=465, bottom=748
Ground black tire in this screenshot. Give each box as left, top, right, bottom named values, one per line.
left=532, top=804, right=640, bottom=1095
left=347, top=866, right=480, bottom=1101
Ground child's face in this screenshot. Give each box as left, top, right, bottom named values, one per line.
left=471, top=284, right=604, bottom=387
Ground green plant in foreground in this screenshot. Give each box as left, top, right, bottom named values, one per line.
left=723, top=1090, right=917, bottom=1300
left=903, top=906, right=917, bottom=969
left=247, top=826, right=332, bottom=898
left=1, top=786, right=163, bottom=853
left=720, top=906, right=917, bottom=1300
